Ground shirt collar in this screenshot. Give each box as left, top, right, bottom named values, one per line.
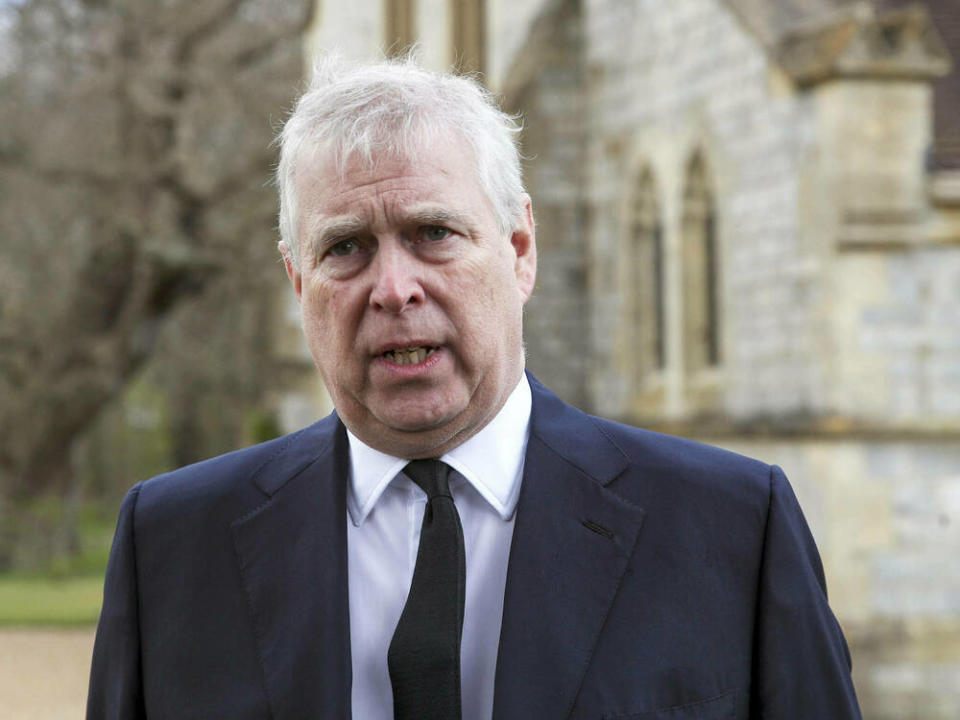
left=346, top=374, right=532, bottom=526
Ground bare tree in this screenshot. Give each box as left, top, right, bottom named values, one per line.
left=0, top=0, right=313, bottom=567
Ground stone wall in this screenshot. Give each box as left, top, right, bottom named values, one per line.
left=304, top=1, right=384, bottom=62
left=829, top=247, right=960, bottom=429
left=582, top=0, right=824, bottom=422
left=804, top=76, right=960, bottom=431
left=578, top=0, right=960, bottom=432
left=503, top=0, right=592, bottom=407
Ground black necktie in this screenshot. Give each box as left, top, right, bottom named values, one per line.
left=388, top=459, right=465, bottom=720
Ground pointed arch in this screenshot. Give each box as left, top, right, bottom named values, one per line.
left=628, top=167, right=666, bottom=387
left=681, top=152, right=720, bottom=373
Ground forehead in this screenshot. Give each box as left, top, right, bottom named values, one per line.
left=295, top=134, right=482, bottom=213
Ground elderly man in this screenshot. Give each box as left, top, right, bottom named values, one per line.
left=87, top=58, right=861, bottom=720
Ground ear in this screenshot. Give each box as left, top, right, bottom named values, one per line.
left=279, top=241, right=302, bottom=300
left=511, top=195, right=537, bottom=304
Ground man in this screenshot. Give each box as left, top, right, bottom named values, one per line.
left=87, top=57, right=862, bottom=719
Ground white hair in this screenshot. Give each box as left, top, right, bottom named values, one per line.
left=276, top=54, right=526, bottom=269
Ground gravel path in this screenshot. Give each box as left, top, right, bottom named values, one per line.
left=0, top=627, right=95, bottom=719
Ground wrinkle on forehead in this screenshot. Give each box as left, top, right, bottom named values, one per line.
left=294, top=148, right=447, bottom=216
left=299, top=137, right=483, bottom=216
left=333, top=118, right=480, bottom=179
left=300, top=159, right=456, bottom=222
left=297, top=127, right=478, bottom=184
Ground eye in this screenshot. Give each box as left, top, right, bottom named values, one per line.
left=421, top=226, right=452, bottom=242
left=328, top=238, right=360, bottom=257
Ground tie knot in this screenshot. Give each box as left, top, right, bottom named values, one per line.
left=404, top=459, right=452, bottom=500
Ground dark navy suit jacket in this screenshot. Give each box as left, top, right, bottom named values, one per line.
left=87, top=375, right=861, bottom=719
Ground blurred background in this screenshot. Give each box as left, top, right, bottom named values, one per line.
left=0, top=0, right=958, bottom=717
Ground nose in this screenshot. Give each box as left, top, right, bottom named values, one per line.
left=369, top=241, right=425, bottom=313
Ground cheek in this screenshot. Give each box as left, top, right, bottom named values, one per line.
left=301, top=288, right=343, bottom=348
left=473, top=252, right=514, bottom=298
left=305, top=285, right=371, bottom=363
left=301, top=294, right=328, bottom=333
left=484, top=263, right=524, bottom=316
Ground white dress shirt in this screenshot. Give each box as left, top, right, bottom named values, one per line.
left=346, top=374, right=532, bottom=720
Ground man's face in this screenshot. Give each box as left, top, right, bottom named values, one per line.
left=282, top=135, right=536, bottom=458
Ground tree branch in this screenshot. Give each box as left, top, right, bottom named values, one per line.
left=0, top=154, right=121, bottom=190
left=174, top=0, right=244, bottom=64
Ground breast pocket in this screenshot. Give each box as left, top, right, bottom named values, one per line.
left=604, top=688, right=739, bottom=720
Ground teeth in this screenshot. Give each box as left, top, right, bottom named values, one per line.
left=385, top=347, right=435, bottom=365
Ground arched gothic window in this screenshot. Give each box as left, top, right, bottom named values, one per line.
left=628, top=169, right=665, bottom=386
left=681, top=153, right=720, bottom=373
left=385, top=0, right=416, bottom=55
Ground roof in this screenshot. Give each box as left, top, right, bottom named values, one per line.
left=727, top=0, right=959, bottom=169
left=875, top=1, right=960, bottom=169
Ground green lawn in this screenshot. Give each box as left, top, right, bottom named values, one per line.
left=0, top=576, right=104, bottom=627
left=0, top=500, right=115, bottom=626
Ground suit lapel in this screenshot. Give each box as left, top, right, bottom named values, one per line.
left=231, top=415, right=352, bottom=720
left=493, top=376, right=647, bottom=719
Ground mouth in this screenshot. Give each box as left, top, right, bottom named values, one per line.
left=381, top=346, right=439, bottom=366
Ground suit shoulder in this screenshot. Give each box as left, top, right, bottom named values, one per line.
left=136, top=414, right=340, bottom=511
left=588, top=414, right=773, bottom=500
left=527, top=374, right=772, bottom=500
left=594, top=414, right=768, bottom=474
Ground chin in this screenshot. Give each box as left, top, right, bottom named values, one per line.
left=377, top=389, right=468, bottom=427
left=382, top=410, right=460, bottom=435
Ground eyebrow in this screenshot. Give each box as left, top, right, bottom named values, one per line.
left=402, top=205, right=474, bottom=229
left=308, top=205, right=476, bottom=254
left=308, top=215, right=365, bottom=255
left=310, top=205, right=473, bottom=246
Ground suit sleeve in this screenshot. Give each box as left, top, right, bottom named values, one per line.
left=751, top=466, right=862, bottom=719
left=87, top=484, right=146, bottom=720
